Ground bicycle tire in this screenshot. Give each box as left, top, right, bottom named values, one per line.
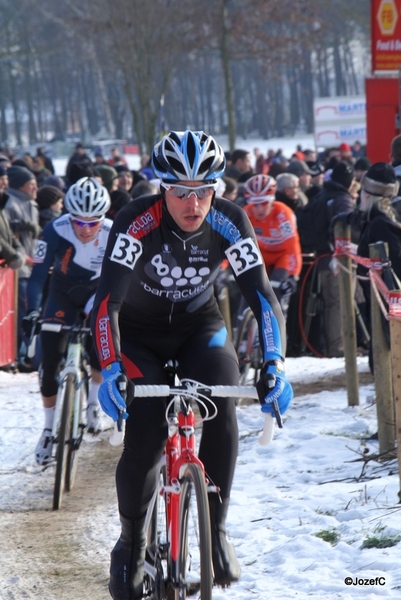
left=144, top=467, right=168, bottom=600
left=65, top=375, right=86, bottom=493
left=176, top=463, right=212, bottom=600
left=53, top=373, right=75, bottom=510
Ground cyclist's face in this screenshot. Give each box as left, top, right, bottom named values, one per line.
left=250, top=201, right=273, bottom=220
left=164, top=182, right=214, bottom=232
left=71, top=215, right=103, bottom=243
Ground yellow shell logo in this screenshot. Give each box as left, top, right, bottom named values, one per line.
left=377, top=0, right=398, bottom=35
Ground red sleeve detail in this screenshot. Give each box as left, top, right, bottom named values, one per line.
left=127, top=198, right=163, bottom=239
left=94, top=293, right=117, bottom=368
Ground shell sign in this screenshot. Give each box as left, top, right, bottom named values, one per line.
left=372, top=0, right=401, bottom=72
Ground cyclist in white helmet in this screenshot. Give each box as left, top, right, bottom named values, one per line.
left=22, top=177, right=113, bottom=465
left=91, top=131, right=293, bottom=599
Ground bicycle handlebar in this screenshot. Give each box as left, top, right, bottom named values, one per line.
left=109, top=384, right=275, bottom=447
left=40, top=322, right=92, bottom=334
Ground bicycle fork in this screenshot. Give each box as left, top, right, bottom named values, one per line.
left=51, top=341, right=85, bottom=449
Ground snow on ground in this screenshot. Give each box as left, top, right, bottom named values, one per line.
left=1, top=355, right=401, bottom=598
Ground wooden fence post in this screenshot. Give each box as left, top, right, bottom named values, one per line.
left=334, top=221, right=359, bottom=406
left=369, top=242, right=396, bottom=454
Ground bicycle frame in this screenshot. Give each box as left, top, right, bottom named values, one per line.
left=43, top=323, right=89, bottom=450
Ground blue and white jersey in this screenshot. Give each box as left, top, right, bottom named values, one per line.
left=27, top=213, right=112, bottom=311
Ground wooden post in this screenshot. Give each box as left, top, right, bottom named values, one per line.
left=369, top=243, right=396, bottom=454
left=334, top=221, right=359, bottom=406
left=389, top=291, right=401, bottom=501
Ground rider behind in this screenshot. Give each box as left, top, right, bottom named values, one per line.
left=22, top=177, right=112, bottom=465
left=91, top=130, right=293, bottom=599
left=242, top=174, right=302, bottom=317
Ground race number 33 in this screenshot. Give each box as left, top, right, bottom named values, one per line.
left=110, top=233, right=143, bottom=269
left=225, top=237, right=263, bottom=276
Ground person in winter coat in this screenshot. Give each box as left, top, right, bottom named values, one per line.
left=36, top=185, right=64, bottom=228
left=5, top=165, right=41, bottom=369
left=315, top=162, right=356, bottom=357
left=0, top=166, right=25, bottom=270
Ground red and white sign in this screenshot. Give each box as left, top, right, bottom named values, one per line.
left=372, top=0, right=401, bottom=73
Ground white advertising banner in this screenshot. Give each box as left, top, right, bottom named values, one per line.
left=313, top=95, right=367, bottom=147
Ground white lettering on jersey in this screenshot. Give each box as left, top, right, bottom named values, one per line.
left=110, top=233, right=143, bottom=270
left=225, top=237, right=263, bottom=276
left=34, top=240, right=48, bottom=264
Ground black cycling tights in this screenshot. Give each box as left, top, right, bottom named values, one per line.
left=115, top=318, right=239, bottom=520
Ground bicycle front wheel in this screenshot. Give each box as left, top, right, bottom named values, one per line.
left=144, top=466, right=168, bottom=600
left=53, top=374, right=74, bottom=510
left=65, top=375, right=86, bottom=493
left=176, top=463, right=212, bottom=600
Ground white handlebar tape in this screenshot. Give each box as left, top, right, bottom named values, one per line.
left=109, top=421, right=125, bottom=446
left=258, top=413, right=275, bottom=446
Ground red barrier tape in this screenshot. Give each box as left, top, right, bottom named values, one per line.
left=334, top=237, right=401, bottom=321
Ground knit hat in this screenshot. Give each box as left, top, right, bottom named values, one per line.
left=339, top=143, right=351, bottom=153
left=94, top=165, right=118, bottom=192
left=44, top=175, right=65, bottom=191
left=354, top=157, right=371, bottom=172
left=36, top=185, right=65, bottom=209
left=330, top=162, right=355, bottom=190
left=115, top=164, right=131, bottom=175
left=286, top=160, right=314, bottom=177
left=7, top=166, right=35, bottom=190
left=305, top=160, right=325, bottom=176
left=361, top=162, right=399, bottom=198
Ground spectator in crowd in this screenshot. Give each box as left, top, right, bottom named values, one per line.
left=107, top=147, right=127, bottom=167
left=36, top=185, right=65, bottom=228
left=221, top=176, right=238, bottom=202
left=32, top=155, right=52, bottom=187
left=268, top=162, right=286, bottom=179
left=93, top=148, right=108, bottom=165
left=356, top=163, right=401, bottom=371
left=322, top=147, right=341, bottom=168
left=107, top=189, right=132, bottom=221
left=352, top=140, right=366, bottom=159
left=94, top=164, right=119, bottom=194
left=66, top=143, right=91, bottom=174
left=305, top=161, right=325, bottom=201
left=131, top=179, right=158, bottom=200
left=43, top=175, right=65, bottom=192
left=66, top=161, right=95, bottom=187
left=139, top=154, right=155, bottom=180
left=224, top=149, right=252, bottom=181
left=339, top=143, right=355, bottom=165
left=5, top=166, right=41, bottom=370
left=254, top=147, right=266, bottom=174
left=315, top=162, right=356, bottom=357
left=0, top=165, right=25, bottom=272
left=115, top=165, right=134, bottom=194
left=303, top=149, right=317, bottom=162
left=0, top=154, right=12, bottom=169
left=275, top=173, right=303, bottom=212
left=354, top=157, right=371, bottom=182
left=390, top=134, right=401, bottom=221
left=286, top=161, right=313, bottom=205
left=36, top=147, right=55, bottom=174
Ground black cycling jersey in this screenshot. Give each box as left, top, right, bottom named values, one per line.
left=92, top=194, right=286, bottom=367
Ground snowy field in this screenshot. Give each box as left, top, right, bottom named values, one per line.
left=1, top=355, right=401, bottom=599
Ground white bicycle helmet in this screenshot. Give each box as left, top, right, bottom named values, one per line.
left=64, top=177, right=111, bottom=218
left=243, top=174, right=277, bottom=204
left=151, top=130, right=226, bottom=182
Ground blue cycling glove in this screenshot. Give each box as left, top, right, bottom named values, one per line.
left=99, top=362, right=132, bottom=422
left=256, top=360, right=293, bottom=421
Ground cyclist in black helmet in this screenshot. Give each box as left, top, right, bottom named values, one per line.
left=91, top=131, right=293, bottom=599
left=22, top=177, right=113, bottom=464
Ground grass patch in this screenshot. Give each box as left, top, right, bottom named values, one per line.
left=315, top=529, right=340, bottom=545
left=361, top=534, right=401, bottom=549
